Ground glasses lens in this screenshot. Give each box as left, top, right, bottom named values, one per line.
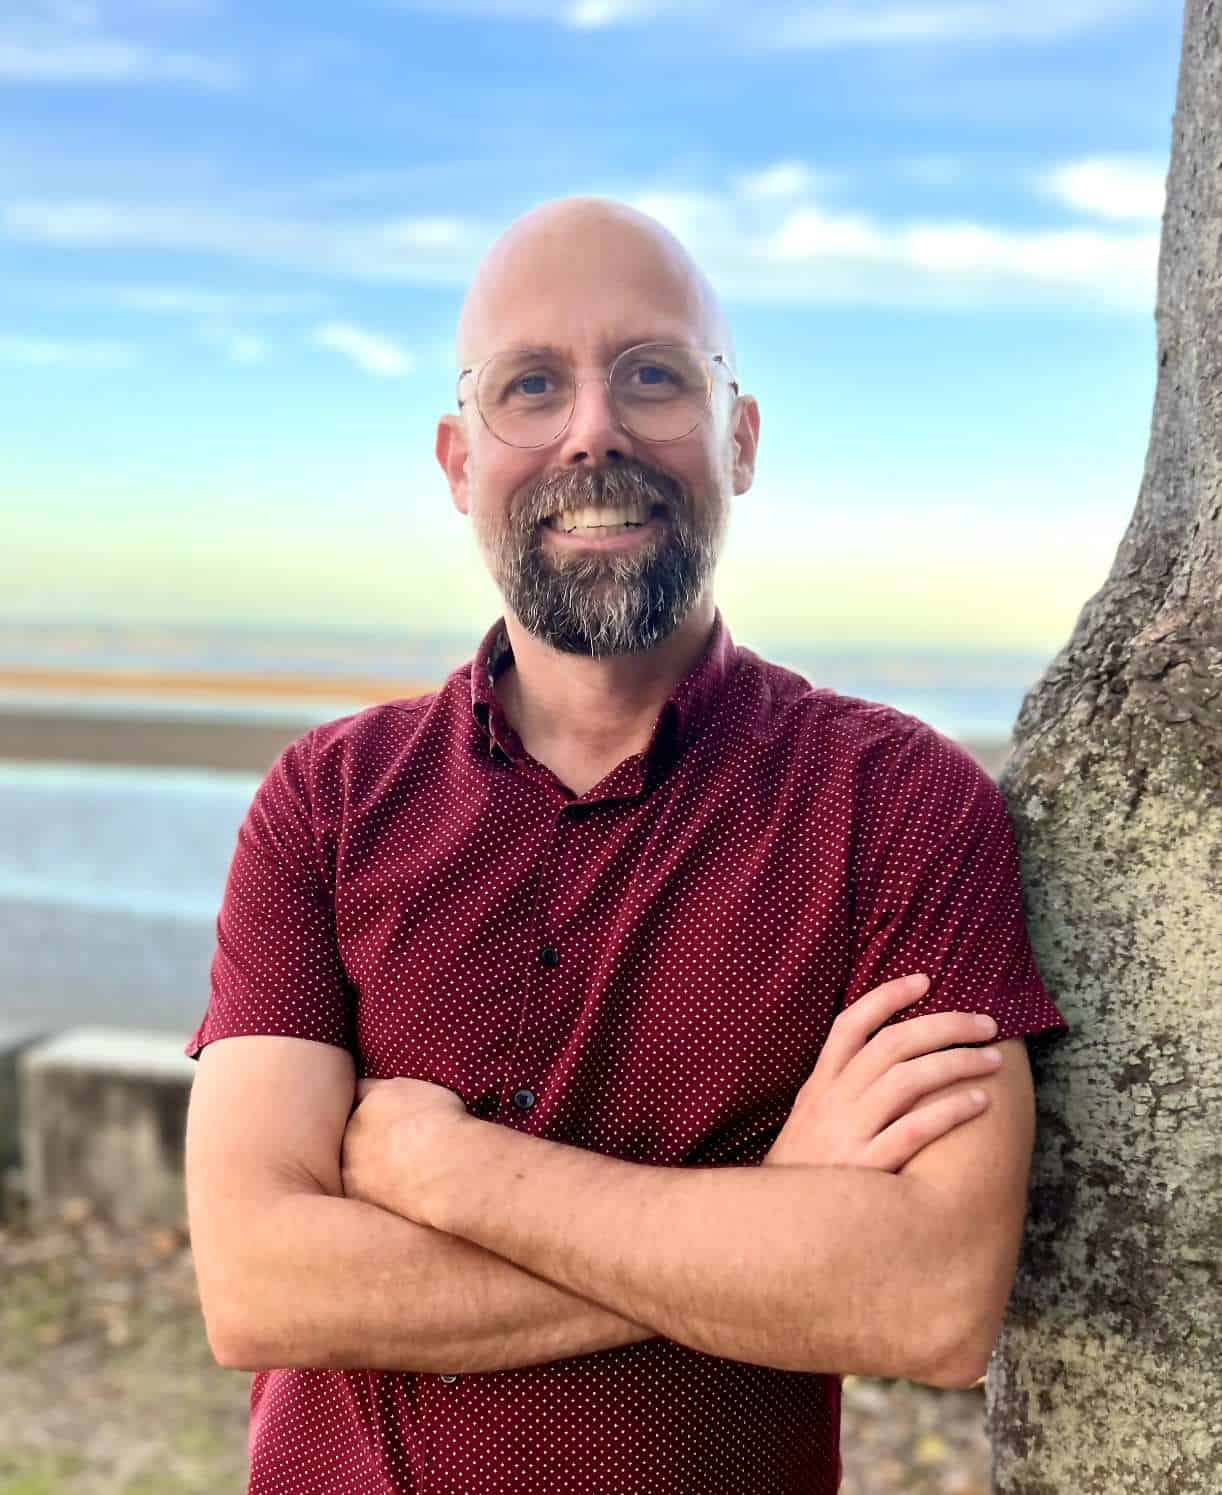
left=476, top=351, right=575, bottom=447
left=611, top=344, right=710, bottom=442
left=473, top=344, right=713, bottom=447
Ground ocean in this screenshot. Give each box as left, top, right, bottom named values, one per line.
left=1, top=616, right=1050, bottom=741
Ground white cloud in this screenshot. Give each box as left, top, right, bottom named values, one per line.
left=899, top=220, right=1157, bottom=290
left=196, top=324, right=266, bottom=363
left=735, top=162, right=821, bottom=201
left=0, top=334, right=133, bottom=367
left=379, top=216, right=470, bottom=251
left=110, top=285, right=229, bottom=314
left=224, top=333, right=264, bottom=363
left=389, top=0, right=645, bottom=20
left=3, top=199, right=482, bottom=282
left=615, top=168, right=1159, bottom=309
left=626, top=190, right=726, bottom=245
left=4, top=162, right=1162, bottom=313
left=0, top=36, right=240, bottom=88
left=310, top=322, right=414, bottom=377
left=756, top=207, right=1157, bottom=307
left=769, top=0, right=1148, bottom=49
left=563, top=0, right=659, bottom=25
left=1041, top=156, right=1166, bottom=223
left=107, top=284, right=320, bottom=317
left=392, top=0, right=1147, bottom=44
left=769, top=205, right=889, bottom=261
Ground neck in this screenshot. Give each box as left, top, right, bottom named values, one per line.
left=495, top=593, right=717, bottom=770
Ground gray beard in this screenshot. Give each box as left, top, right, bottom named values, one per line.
left=474, top=460, right=726, bottom=657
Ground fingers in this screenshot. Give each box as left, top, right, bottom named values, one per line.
left=863, top=1045, right=1003, bottom=1132
left=866, top=1085, right=990, bottom=1173
left=842, top=1007, right=999, bottom=1097
left=814, top=974, right=932, bottom=1081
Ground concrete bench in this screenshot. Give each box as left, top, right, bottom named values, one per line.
left=0, top=1024, right=49, bottom=1220
left=17, top=1027, right=196, bottom=1231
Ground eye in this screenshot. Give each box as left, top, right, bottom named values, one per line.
left=616, top=353, right=693, bottom=401
left=631, top=363, right=677, bottom=386
left=514, top=371, right=552, bottom=397
left=479, top=351, right=570, bottom=418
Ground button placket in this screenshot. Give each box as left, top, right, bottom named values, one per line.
left=502, top=803, right=571, bottom=1120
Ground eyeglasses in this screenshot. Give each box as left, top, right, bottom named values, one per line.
left=457, top=341, right=739, bottom=449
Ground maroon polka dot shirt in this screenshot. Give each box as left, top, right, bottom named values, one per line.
left=186, top=609, right=1068, bottom=1494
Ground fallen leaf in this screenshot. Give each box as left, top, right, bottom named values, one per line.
left=914, top=1430, right=949, bottom=1465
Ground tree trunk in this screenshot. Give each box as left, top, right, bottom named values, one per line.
left=985, top=1, right=1221, bottom=1488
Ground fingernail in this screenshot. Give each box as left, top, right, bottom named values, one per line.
left=975, top=1015, right=997, bottom=1034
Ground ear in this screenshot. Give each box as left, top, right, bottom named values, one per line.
left=436, top=413, right=472, bottom=515
left=729, top=395, right=760, bottom=496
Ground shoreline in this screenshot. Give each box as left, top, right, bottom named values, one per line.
left=0, top=673, right=1012, bottom=779
left=0, top=665, right=434, bottom=705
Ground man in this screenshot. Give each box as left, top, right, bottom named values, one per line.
left=184, top=196, right=1067, bottom=1495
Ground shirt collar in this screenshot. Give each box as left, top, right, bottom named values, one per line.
left=469, top=609, right=737, bottom=795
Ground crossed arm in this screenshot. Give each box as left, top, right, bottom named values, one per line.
left=347, top=1038, right=1032, bottom=1386
left=191, top=978, right=1036, bottom=1387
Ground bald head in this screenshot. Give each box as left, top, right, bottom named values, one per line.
left=455, top=196, right=735, bottom=376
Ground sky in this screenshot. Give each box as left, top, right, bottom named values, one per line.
left=1, top=0, right=1185, bottom=656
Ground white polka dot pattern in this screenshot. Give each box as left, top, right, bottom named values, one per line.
left=186, top=609, right=1067, bottom=1494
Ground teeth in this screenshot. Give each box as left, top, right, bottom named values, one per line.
left=552, top=503, right=651, bottom=533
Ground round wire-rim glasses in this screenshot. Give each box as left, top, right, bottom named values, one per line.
left=456, top=341, right=740, bottom=449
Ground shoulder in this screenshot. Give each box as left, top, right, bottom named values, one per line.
left=302, top=687, right=446, bottom=763
left=730, top=647, right=1006, bottom=842
left=734, top=644, right=983, bottom=782
left=261, top=680, right=458, bottom=820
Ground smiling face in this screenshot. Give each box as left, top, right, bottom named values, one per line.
left=436, top=197, right=760, bottom=657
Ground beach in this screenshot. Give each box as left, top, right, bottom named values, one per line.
left=0, top=667, right=430, bottom=775
left=0, top=668, right=1011, bottom=778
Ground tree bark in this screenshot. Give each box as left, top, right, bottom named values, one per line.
left=985, top=1, right=1221, bottom=1488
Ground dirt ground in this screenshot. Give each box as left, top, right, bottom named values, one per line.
left=0, top=1200, right=991, bottom=1494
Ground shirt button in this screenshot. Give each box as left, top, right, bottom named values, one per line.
left=440, top=1374, right=461, bottom=1384
left=539, top=946, right=560, bottom=968
left=512, top=1088, right=537, bottom=1111
left=471, top=1092, right=499, bottom=1119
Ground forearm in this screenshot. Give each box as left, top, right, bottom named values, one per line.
left=414, top=1123, right=977, bottom=1384
left=216, top=1189, right=655, bottom=1374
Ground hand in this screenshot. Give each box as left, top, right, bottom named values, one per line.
left=762, top=974, right=1001, bottom=1173
left=341, top=1076, right=473, bottom=1219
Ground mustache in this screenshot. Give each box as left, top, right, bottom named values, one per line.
left=511, top=460, right=687, bottom=530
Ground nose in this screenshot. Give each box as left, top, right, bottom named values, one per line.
left=555, top=376, right=635, bottom=466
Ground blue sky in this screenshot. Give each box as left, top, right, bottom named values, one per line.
left=2, top=0, right=1183, bottom=655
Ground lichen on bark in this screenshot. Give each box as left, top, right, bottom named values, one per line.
left=985, top=2, right=1221, bottom=1489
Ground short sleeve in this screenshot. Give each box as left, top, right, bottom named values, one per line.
left=184, top=730, right=355, bottom=1060
left=844, top=723, right=1068, bottom=1043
